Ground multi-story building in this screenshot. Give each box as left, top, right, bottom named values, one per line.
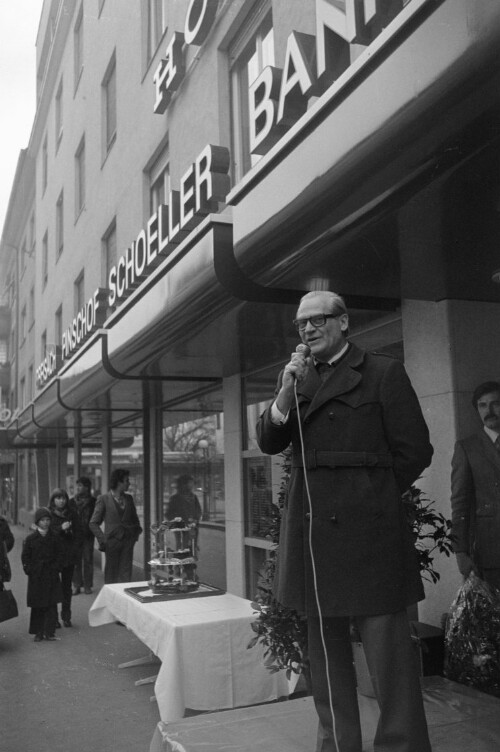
left=1, top=0, right=500, bottom=624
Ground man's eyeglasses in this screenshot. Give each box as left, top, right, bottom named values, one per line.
left=293, top=314, right=340, bottom=331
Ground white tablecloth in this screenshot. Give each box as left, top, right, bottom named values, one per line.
left=89, top=583, right=292, bottom=722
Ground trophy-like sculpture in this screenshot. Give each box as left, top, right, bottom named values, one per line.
left=149, top=517, right=199, bottom=594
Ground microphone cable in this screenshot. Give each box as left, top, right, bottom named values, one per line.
left=294, top=379, right=340, bottom=752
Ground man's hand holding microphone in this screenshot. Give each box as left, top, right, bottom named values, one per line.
left=275, top=344, right=311, bottom=416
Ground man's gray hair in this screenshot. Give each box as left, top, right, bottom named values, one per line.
left=299, top=290, right=347, bottom=315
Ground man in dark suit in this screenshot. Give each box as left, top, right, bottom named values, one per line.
left=451, top=381, right=500, bottom=590
left=257, top=291, right=433, bottom=752
left=90, top=468, right=142, bottom=584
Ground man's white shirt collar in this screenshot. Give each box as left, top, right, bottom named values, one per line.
left=484, top=425, right=500, bottom=443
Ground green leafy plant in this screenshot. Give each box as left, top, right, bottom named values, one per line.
left=402, top=485, right=454, bottom=584
left=248, top=450, right=453, bottom=679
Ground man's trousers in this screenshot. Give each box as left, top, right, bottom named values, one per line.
left=308, top=610, right=432, bottom=752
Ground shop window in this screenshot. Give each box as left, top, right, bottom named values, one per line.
left=244, top=455, right=274, bottom=539
left=74, top=5, right=84, bottom=92
left=102, top=52, right=117, bottom=157
left=55, top=77, right=63, bottom=148
left=229, top=3, right=274, bottom=181
left=162, top=396, right=226, bottom=589
left=75, top=136, right=85, bottom=217
left=243, top=367, right=281, bottom=546
left=146, top=0, right=168, bottom=65
left=245, top=544, right=268, bottom=601
left=56, top=190, right=64, bottom=258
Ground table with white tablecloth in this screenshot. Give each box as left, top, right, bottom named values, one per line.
left=89, top=583, right=293, bottom=722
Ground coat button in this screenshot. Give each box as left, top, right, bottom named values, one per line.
left=328, top=411, right=335, bottom=420
left=305, top=512, right=311, bottom=519
left=330, top=514, right=338, bottom=524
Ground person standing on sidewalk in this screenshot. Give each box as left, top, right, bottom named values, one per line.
left=90, top=469, right=142, bottom=584
left=49, top=489, right=82, bottom=628
left=21, top=507, right=63, bottom=641
left=0, top=515, right=14, bottom=591
left=70, top=476, right=96, bottom=595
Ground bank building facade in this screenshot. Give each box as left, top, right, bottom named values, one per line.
left=1, top=0, right=500, bottom=627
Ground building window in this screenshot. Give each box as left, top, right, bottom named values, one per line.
left=102, top=218, right=117, bottom=290
left=29, top=212, right=36, bottom=252
left=148, top=144, right=169, bottom=214
left=74, top=5, right=84, bottom=91
left=56, top=190, right=64, bottom=257
left=55, top=305, right=63, bottom=353
left=74, top=271, right=85, bottom=316
left=41, top=330, right=47, bottom=366
left=28, top=365, right=34, bottom=402
left=146, top=0, right=168, bottom=64
left=20, top=306, right=27, bottom=343
left=20, top=377, right=26, bottom=409
left=42, top=135, right=48, bottom=192
left=42, top=231, right=49, bottom=287
left=29, top=287, right=35, bottom=328
left=55, top=77, right=63, bottom=147
left=21, top=239, right=27, bottom=272
left=102, top=52, right=117, bottom=156
left=0, top=340, right=7, bottom=365
left=229, top=4, right=274, bottom=180
left=75, top=136, right=85, bottom=217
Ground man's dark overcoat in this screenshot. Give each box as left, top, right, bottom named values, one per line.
left=21, top=530, right=62, bottom=608
left=451, top=431, right=500, bottom=569
left=257, top=343, right=433, bottom=617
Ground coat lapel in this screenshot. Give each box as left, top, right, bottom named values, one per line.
left=297, top=343, right=364, bottom=420
left=478, top=430, right=500, bottom=469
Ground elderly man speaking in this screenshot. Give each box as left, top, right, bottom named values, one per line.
left=257, top=290, right=433, bottom=752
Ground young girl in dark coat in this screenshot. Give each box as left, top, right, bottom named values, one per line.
left=49, top=488, right=82, bottom=627
left=21, top=507, right=63, bottom=641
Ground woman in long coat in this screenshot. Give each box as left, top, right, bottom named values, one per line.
left=49, top=489, right=81, bottom=627
left=22, top=507, right=62, bottom=641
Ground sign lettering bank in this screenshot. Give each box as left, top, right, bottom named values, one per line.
left=35, top=0, right=398, bottom=389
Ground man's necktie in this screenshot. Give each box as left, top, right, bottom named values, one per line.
left=316, top=362, right=332, bottom=382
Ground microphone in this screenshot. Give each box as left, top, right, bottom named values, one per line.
left=295, top=344, right=311, bottom=358
left=293, top=343, right=311, bottom=381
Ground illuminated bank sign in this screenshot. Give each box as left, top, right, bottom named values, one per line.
left=249, top=0, right=406, bottom=155
left=154, top=0, right=405, bottom=156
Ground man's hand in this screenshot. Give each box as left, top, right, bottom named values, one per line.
left=456, top=552, right=474, bottom=578
left=276, top=347, right=312, bottom=415
left=98, top=542, right=106, bottom=553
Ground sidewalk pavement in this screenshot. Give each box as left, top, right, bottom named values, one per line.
left=0, top=524, right=161, bottom=752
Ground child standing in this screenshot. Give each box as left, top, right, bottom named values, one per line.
left=21, top=507, right=62, bottom=641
